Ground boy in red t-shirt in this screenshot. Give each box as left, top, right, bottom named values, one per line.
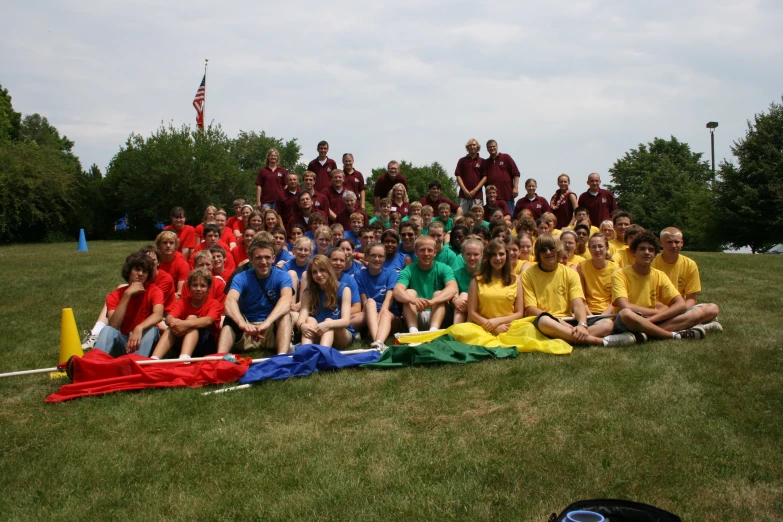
left=151, top=268, right=223, bottom=359
left=164, top=206, right=197, bottom=258
left=94, top=252, right=165, bottom=357
left=186, top=251, right=227, bottom=305
left=156, top=230, right=189, bottom=295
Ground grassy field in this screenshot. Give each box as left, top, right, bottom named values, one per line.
left=0, top=241, right=781, bottom=521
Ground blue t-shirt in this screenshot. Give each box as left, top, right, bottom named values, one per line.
left=339, top=273, right=361, bottom=305
left=229, top=267, right=293, bottom=322
left=343, top=261, right=364, bottom=278
left=344, top=229, right=361, bottom=246
left=282, top=258, right=309, bottom=281
left=276, top=249, right=293, bottom=265
left=397, top=245, right=415, bottom=263
left=305, top=231, right=315, bottom=241
left=383, top=252, right=408, bottom=273
left=357, top=268, right=398, bottom=312
left=313, top=282, right=354, bottom=333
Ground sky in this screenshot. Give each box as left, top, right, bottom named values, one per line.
left=3, top=0, right=783, bottom=200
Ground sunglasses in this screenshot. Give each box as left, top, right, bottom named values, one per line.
left=538, top=246, right=556, bottom=253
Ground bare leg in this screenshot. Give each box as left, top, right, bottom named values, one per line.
left=179, top=328, right=200, bottom=357
left=537, top=315, right=603, bottom=345
left=402, top=289, right=420, bottom=331
left=429, top=290, right=448, bottom=329
left=376, top=310, right=398, bottom=344
left=275, top=313, right=293, bottom=354
left=658, top=304, right=719, bottom=331
left=588, top=318, right=614, bottom=338
left=364, top=299, right=379, bottom=341
left=616, top=309, right=674, bottom=339
left=151, top=329, right=176, bottom=359
left=301, top=317, right=319, bottom=344
left=349, top=312, right=364, bottom=333
left=217, top=325, right=236, bottom=354
left=332, top=328, right=353, bottom=349
left=320, top=328, right=335, bottom=347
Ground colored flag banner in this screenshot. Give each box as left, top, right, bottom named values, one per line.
left=361, top=335, right=519, bottom=368
left=193, top=74, right=205, bottom=129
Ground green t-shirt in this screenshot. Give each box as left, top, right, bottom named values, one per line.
left=397, top=261, right=455, bottom=300
left=452, top=254, right=466, bottom=270
left=435, top=247, right=458, bottom=267
left=370, top=216, right=390, bottom=229
left=453, top=266, right=475, bottom=294
left=435, top=217, right=454, bottom=232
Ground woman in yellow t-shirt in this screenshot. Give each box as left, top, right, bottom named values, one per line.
left=467, top=239, right=524, bottom=334
left=577, top=233, right=619, bottom=315
left=560, top=230, right=585, bottom=271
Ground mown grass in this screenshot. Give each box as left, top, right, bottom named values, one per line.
left=0, top=242, right=781, bottom=521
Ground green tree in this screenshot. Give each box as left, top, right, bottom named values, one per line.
left=232, top=130, right=304, bottom=175
left=607, top=137, right=720, bottom=251
left=714, top=97, right=783, bottom=253
left=366, top=160, right=457, bottom=212
left=0, top=84, right=22, bottom=143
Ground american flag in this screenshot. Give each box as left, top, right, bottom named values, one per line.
left=193, top=74, right=205, bottom=129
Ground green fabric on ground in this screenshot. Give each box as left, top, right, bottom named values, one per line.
left=362, top=334, right=518, bottom=368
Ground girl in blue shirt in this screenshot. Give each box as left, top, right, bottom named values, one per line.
left=296, top=255, right=353, bottom=348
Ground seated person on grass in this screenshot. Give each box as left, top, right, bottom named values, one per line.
left=611, top=230, right=719, bottom=341
left=358, top=242, right=402, bottom=351
left=214, top=210, right=237, bottom=249
left=576, top=233, right=618, bottom=316
left=452, top=238, right=483, bottom=323
left=617, top=223, right=644, bottom=267
left=271, top=226, right=293, bottom=267
left=611, top=211, right=632, bottom=253
left=287, top=223, right=306, bottom=251
left=218, top=240, right=294, bottom=355
left=295, top=255, right=355, bottom=349
left=427, top=221, right=459, bottom=267
left=470, top=204, right=490, bottom=229
left=398, top=222, right=417, bottom=263
left=381, top=229, right=411, bottom=273
left=151, top=268, right=222, bottom=360
left=521, top=233, right=632, bottom=347
left=572, top=223, right=592, bottom=260
left=468, top=239, right=524, bottom=334
left=344, top=213, right=364, bottom=246
left=283, top=237, right=313, bottom=308
left=337, top=238, right=364, bottom=278
left=209, top=244, right=235, bottom=282
left=354, top=226, right=375, bottom=263
left=435, top=203, right=455, bottom=234
left=190, top=224, right=230, bottom=267
left=389, top=211, right=403, bottom=232
left=94, top=252, right=165, bottom=357
left=393, top=235, right=458, bottom=333
left=651, top=227, right=721, bottom=329
left=420, top=205, right=434, bottom=235
left=559, top=230, right=585, bottom=271
left=157, top=230, right=189, bottom=295
left=187, top=251, right=227, bottom=305
left=327, top=248, right=363, bottom=332
left=402, top=201, right=422, bottom=222
left=540, top=212, right=562, bottom=236
left=164, top=206, right=197, bottom=259
left=305, top=211, right=327, bottom=241
left=231, top=226, right=256, bottom=267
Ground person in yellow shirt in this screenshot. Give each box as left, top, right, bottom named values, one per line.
left=563, top=207, right=600, bottom=236
left=559, top=230, right=586, bottom=271
left=577, top=233, right=619, bottom=315
left=599, top=220, right=621, bottom=255
left=521, top=233, right=635, bottom=347
left=612, top=231, right=715, bottom=340
left=573, top=224, right=592, bottom=260
left=652, top=227, right=721, bottom=331
left=610, top=211, right=632, bottom=253
left=467, top=240, right=524, bottom=334
left=616, top=224, right=644, bottom=268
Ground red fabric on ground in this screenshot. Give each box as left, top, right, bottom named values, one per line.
left=45, top=350, right=249, bottom=402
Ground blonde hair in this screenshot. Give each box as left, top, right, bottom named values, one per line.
left=465, top=138, right=481, bottom=152
left=388, top=183, right=409, bottom=203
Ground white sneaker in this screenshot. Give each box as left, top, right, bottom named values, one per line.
left=700, top=321, right=723, bottom=334
left=675, top=325, right=706, bottom=340
left=602, top=332, right=637, bottom=347
left=370, top=341, right=387, bottom=352
left=81, top=331, right=98, bottom=350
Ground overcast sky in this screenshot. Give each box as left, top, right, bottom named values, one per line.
left=3, top=0, right=782, bottom=199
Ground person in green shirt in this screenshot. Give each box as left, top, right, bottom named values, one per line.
left=435, top=203, right=454, bottom=233
left=452, top=238, right=483, bottom=324
left=427, top=221, right=458, bottom=267
left=393, top=236, right=458, bottom=333
left=370, top=197, right=391, bottom=229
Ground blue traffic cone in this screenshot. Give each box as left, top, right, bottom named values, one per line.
left=77, top=229, right=88, bottom=252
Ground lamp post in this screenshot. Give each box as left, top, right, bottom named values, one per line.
left=706, top=121, right=718, bottom=178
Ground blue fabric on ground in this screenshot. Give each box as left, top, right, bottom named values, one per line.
left=238, top=344, right=381, bottom=384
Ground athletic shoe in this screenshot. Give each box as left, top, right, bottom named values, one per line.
left=602, top=332, right=637, bottom=347
left=675, top=325, right=706, bottom=340
left=700, top=321, right=724, bottom=334
left=353, top=331, right=362, bottom=342
left=81, top=331, right=98, bottom=350
left=633, top=332, right=648, bottom=344
left=370, top=341, right=387, bottom=352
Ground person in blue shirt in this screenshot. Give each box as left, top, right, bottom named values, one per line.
left=218, top=240, right=294, bottom=354
left=283, top=237, right=312, bottom=311
left=336, top=239, right=364, bottom=278
left=381, top=230, right=410, bottom=273
left=397, top=222, right=417, bottom=263
left=295, top=255, right=354, bottom=348
left=272, top=226, right=293, bottom=267
left=358, top=243, right=401, bottom=350
left=328, top=248, right=363, bottom=335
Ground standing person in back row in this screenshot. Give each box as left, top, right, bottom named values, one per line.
left=255, top=148, right=288, bottom=210
left=455, top=138, right=486, bottom=214
left=578, top=173, right=618, bottom=228
left=308, top=140, right=339, bottom=192
left=481, top=139, right=520, bottom=213
left=373, top=160, right=408, bottom=212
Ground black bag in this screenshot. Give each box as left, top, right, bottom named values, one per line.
left=548, top=498, right=682, bottom=522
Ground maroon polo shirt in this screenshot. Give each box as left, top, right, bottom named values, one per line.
left=275, top=189, right=301, bottom=229
left=481, top=153, right=520, bottom=201
left=287, top=209, right=328, bottom=233
left=389, top=201, right=411, bottom=217
left=322, top=186, right=347, bottom=222
left=484, top=200, right=511, bottom=219
left=455, top=155, right=485, bottom=199
left=307, top=157, right=338, bottom=192
left=335, top=208, right=369, bottom=231
left=419, top=196, right=459, bottom=215
left=513, top=195, right=551, bottom=220
left=577, top=189, right=618, bottom=227
left=373, top=173, right=408, bottom=199
left=344, top=170, right=365, bottom=198
left=255, top=166, right=288, bottom=204
left=302, top=189, right=330, bottom=218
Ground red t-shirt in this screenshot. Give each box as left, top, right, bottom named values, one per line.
left=373, top=173, right=408, bottom=199
left=164, top=224, right=197, bottom=252
left=275, top=189, right=301, bottom=230
left=389, top=201, right=410, bottom=217
left=335, top=208, right=369, bottom=231
left=219, top=228, right=236, bottom=247
left=226, top=216, right=238, bottom=229
left=343, top=170, right=365, bottom=197
left=322, top=186, right=347, bottom=222
left=181, top=277, right=226, bottom=306
left=106, top=284, right=164, bottom=335
left=190, top=241, right=232, bottom=268
left=577, top=189, right=618, bottom=228
left=307, top=157, right=339, bottom=192
left=513, top=195, right=552, bottom=220
left=481, top=153, right=520, bottom=201
left=231, top=244, right=249, bottom=267
left=419, top=196, right=459, bottom=215
left=310, top=191, right=330, bottom=217
left=168, top=297, right=223, bottom=337
left=287, top=209, right=328, bottom=233
left=194, top=223, right=205, bottom=240
left=484, top=200, right=512, bottom=219
left=159, top=252, right=190, bottom=284
left=151, top=270, right=177, bottom=312
left=255, top=166, right=288, bottom=204
left=455, top=155, right=485, bottom=199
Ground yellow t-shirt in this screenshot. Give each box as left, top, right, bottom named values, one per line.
left=615, top=246, right=635, bottom=267
left=477, top=277, right=518, bottom=318
left=609, top=239, right=625, bottom=255
left=611, top=265, right=680, bottom=313
left=521, top=264, right=584, bottom=318
left=551, top=229, right=562, bottom=237
left=567, top=253, right=586, bottom=270
left=579, top=249, right=592, bottom=261
left=580, top=259, right=619, bottom=313
left=512, top=259, right=526, bottom=276
left=651, top=254, right=701, bottom=297
left=564, top=225, right=600, bottom=236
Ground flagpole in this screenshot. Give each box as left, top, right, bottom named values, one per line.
left=203, top=58, right=208, bottom=129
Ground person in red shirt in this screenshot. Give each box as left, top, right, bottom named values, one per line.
left=275, top=171, right=301, bottom=229
left=209, top=245, right=235, bottom=283
left=255, top=148, right=288, bottom=209
left=190, top=224, right=232, bottom=267
left=301, top=170, right=330, bottom=218
left=232, top=204, right=253, bottom=239
left=156, top=230, right=189, bottom=294
left=513, top=179, right=552, bottom=220
left=550, top=174, right=578, bottom=230
left=190, top=250, right=228, bottom=305
left=483, top=185, right=512, bottom=225
left=94, top=252, right=165, bottom=357
left=388, top=183, right=411, bottom=217
left=323, top=169, right=348, bottom=223
left=288, top=191, right=329, bottom=233
left=342, top=153, right=366, bottom=209
left=455, top=138, right=486, bottom=214
left=577, top=172, right=618, bottom=228
left=194, top=205, right=217, bottom=245
left=226, top=198, right=244, bottom=230
left=481, top=140, right=520, bottom=212
left=373, top=160, right=408, bottom=211
left=139, top=245, right=177, bottom=314
left=164, top=206, right=196, bottom=259
left=214, top=211, right=237, bottom=250
left=151, top=268, right=223, bottom=359
left=419, top=180, right=461, bottom=216
left=307, top=140, right=339, bottom=192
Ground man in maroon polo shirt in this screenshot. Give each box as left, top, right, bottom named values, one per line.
left=373, top=160, right=408, bottom=211
left=455, top=138, right=486, bottom=214
left=307, top=140, right=339, bottom=192
left=334, top=191, right=369, bottom=230
left=275, top=171, right=301, bottom=231
left=513, top=178, right=552, bottom=220
left=577, top=172, right=618, bottom=227
left=287, top=191, right=328, bottom=232
left=255, top=148, right=288, bottom=210
left=483, top=185, right=512, bottom=224
left=481, top=139, right=520, bottom=212
left=419, top=180, right=461, bottom=216
left=323, top=169, right=348, bottom=223
left=301, top=170, right=330, bottom=217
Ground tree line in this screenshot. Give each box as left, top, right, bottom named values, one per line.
left=1, top=84, right=781, bottom=252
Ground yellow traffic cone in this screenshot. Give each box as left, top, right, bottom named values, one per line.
left=50, top=308, right=84, bottom=379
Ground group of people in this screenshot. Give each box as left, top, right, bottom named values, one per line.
left=81, top=139, right=722, bottom=360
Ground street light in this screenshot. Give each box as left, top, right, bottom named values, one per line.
left=706, top=121, right=718, bottom=177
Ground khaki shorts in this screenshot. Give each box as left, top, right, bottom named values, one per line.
left=234, top=321, right=277, bottom=352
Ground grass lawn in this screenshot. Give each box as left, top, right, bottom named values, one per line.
left=0, top=241, right=781, bottom=521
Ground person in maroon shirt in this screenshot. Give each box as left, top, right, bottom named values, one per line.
left=300, top=170, right=330, bottom=218
left=549, top=173, right=578, bottom=229
left=373, top=160, right=408, bottom=211
left=577, top=172, right=618, bottom=228
left=255, top=148, right=288, bottom=209
left=483, top=185, right=512, bottom=225
left=481, top=140, right=520, bottom=212
left=455, top=138, right=486, bottom=214
left=334, top=191, right=369, bottom=230
left=275, top=171, right=301, bottom=230
left=323, top=169, right=349, bottom=223
left=388, top=183, right=411, bottom=217
left=287, top=191, right=328, bottom=232
left=513, top=178, right=552, bottom=220
left=307, top=140, right=339, bottom=192
left=342, top=153, right=366, bottom=209
left=419, top=180, right=461, bottom=216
